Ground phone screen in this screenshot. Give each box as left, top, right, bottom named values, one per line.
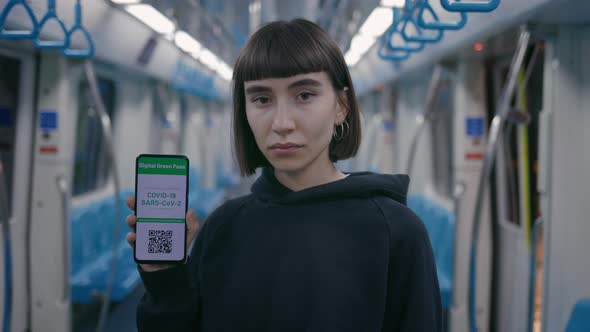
left=134, top=154, right=188, bottom=263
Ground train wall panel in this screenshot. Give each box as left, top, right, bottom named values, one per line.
left=450, top=60, right=492, bottom=332
left=542, top=25, right=590, bottom=332
left=29, top=54, right=78, bottom=332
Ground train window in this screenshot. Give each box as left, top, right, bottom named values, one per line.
left=430, top=79, right=454, bottom=197
left=72, top=78, right=117, bottom=196
left=0, top=55, right=20, bottom=214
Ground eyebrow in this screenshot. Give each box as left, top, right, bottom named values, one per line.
left=245, top=85, right=272, bottom=94
left=287, top=78, right=322, bottom=89
left=244, top=78, right=323, bottom=95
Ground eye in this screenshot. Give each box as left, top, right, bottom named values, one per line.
left=252, top=96, right=271, bottom=105
left=297, top=92, right=316, bottom=102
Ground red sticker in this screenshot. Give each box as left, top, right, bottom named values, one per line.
left=466, top=152, right=483, bottom=160
left=39, top=146, right=58, bottom=154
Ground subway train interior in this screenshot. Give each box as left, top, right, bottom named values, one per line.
left=0, top=0, right=589, bottom=331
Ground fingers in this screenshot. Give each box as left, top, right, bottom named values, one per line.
left=126, top=196, right=135, bottom=211
left=126, top=214, right=137, bottom=249
left=126, top=214, right=136, bottom=228
left=126, top=232, right=136, bottom=248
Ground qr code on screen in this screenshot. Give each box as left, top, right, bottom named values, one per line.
left=148, top=230, right=173, bottom=254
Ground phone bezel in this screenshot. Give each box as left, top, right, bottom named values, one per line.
left=133, top=153, right=189, bottom=265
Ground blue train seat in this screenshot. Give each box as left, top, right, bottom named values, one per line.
left=566, top=299, right=590, bottom=332
left=408, top=193, right=455, bottom=309
left=70, top=190, right=141, bottom=304
left=69, top=169, right=227, bottom=304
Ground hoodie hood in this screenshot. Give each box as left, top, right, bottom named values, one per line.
left=251, top=167, right=409, bottom=205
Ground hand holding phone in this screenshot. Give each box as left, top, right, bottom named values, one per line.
left=131, top=154, right=195, bottom=267
left=125, top=199, right=199, bottom=272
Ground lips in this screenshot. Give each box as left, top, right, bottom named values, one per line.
left=269, top=143, right=302, bottom=149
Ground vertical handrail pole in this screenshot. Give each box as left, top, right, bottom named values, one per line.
left=54, top=174, right=70, bottom=304
left=84, top=61, right=121, bottom=332
left=406, top=65, right=444, bottom=176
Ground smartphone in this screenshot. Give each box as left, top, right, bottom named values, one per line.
left=134, top=154, right=189, bottom=264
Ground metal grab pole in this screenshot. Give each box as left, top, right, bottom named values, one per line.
left=83, top=60, right=121, bottom=332
left=406, top=65, right=443, bottom=176
left=0, top=159, right=12, bottom=332
left=55, top=174, right=70, bottom=304
left=467, top=27, right=531, bottom=332
left=527, top=217, right=543, bottom=332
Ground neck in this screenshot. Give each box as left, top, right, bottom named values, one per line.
left=273, top=156, right=346, bottom=192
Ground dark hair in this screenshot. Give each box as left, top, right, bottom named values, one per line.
left=232, top=18, right=361, bottom=176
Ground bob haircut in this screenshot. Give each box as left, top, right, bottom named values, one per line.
left=232, top=18, right=361, bottom=176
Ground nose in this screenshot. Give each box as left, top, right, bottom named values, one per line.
left=271, top=101, right=295, bottom=136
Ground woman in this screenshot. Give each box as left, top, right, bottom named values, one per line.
left=126, top=18, right=442, bottom=331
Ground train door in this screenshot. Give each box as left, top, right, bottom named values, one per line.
left=0, top=48, right=36, bottom=332
left=488, top=45, right=544, bottom=332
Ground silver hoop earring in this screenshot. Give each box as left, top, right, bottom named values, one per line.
left=333, top=119, right=349, bottom=141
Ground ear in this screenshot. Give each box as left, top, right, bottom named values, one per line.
left=335, top=89, right=349, bottom=125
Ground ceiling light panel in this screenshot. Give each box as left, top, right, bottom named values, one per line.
left=126, top=4, right=175, bottom=35
left=359, top=7, right=393, bottom=38
left=175, top=30, right=202, bottom=56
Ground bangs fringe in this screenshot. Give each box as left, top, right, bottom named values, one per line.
left=236, top=21, right=331, bottom=82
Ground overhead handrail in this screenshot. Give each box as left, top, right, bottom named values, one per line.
left=441, top=0, right=501, bottom=13
left=387, top=8, right=425, bottom=53
left=63, top=0, right=94, bottom=59
left=378, top=26, right=411, bottom=62
left=34, top=0, right=70, bottom=50
left=84, top=61, right=120, bottom=332
left=467, top=27, right=530, bottom=332
left=378, top=8, right=414, bottom=61
left=401, top=0, right=444, bottom=44
left=0, top=158, right=12, bottom=332
left=527, top=216, right=543, bottom=332
left=0, top=0, right=39, bottom=39
left=55, top=174, right=70, bottom=305
left=417, top=0, right=468, bottom=30
left=405, top=65, right=444, bottom=175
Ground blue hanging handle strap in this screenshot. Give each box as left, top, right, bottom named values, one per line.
left=401, top=0, right=444, bottom=43
left=34, top=0, right=70, bottom=50
left=63, top=0, right=94, bottom=59
left=378, top=26, right=411, bottom=62
left=417, top=0, right=467, bottom=30
left=0, top=0, right=39, bottom=39
left=440, top=0, right=500, bottom=13
left=387, top=7, right=424, bottom=53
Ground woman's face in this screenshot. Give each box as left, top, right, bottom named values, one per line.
left=244, top=71, right=347, bottom=173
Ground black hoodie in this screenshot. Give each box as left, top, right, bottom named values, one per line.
left=137, top=168, right=442, bottom=332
